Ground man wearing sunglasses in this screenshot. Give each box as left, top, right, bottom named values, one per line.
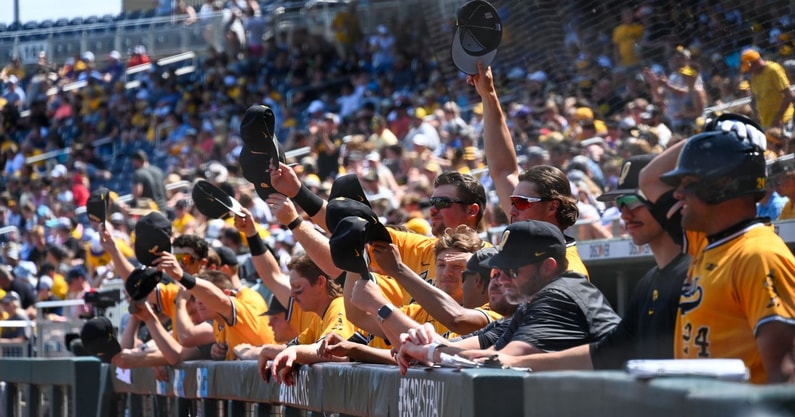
left=476, top=155, right=689, bottom=371
left=395, top=220, right=619, bottom=370
left=468, top=63, right=589, bottom=278
left=639, top=114, right=795, bottom=384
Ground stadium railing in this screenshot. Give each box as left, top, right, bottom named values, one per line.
left=2, top=358, right=795, bottom=417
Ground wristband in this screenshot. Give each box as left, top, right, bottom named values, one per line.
left=247, top=232, right=267, bottom=256
left=287, top=216, right=303, bottom=231
left=292, top=185, right=324, bottom=217
left=427, top=342, right=442, bottom=363
left=181, top=272, right=197, bottom=290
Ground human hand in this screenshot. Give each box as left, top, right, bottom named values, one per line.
left=465, top=61, right=496, bottom=98
left=152, top=365, right=169, bottom=382
left=152, top=252, right=184, bottom=283
left=317, top=332, right=352, bottom=359
left=110, top=349, right=138, bottom=368
left=233, top=206, right=258, bottom=237
left=210, top=342, right=228, bottom=361
left=258, top=347, right=273, bottom=382
left=369, top=242, right=403, bottom=277
left=271, top=346, right=299, bottom=385
left=396, top=332, right=431, bottom=374
left=266, top=193, right=300, bottom=226
left=269, top=162, right=302, bottom=197
left=98, top=223, right=117, bottom=252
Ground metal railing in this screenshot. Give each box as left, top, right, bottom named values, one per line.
left=0, top=13, right=226, bottom=65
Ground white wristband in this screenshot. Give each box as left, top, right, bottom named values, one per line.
left=427, top=342, right=441, bottom=363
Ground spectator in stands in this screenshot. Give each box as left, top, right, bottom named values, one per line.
left=35, top=276, right=64, bottom=320
left=368, top=24, right=395, bottom=74
left=644, top=46, right=703, bottom=134
left=0, top=292, right=32, bottom=344
left=0, top=263, right=35, bottom=319
left=742, top=49, right=795, bottom=130
left=175, top=0, right=198, bottom=25
left=64, top=266, right=92, bottom=320
left=128, top=45, right=150, bottom=68
left=331, top=2, right=361, bottom=61
left=612, top=8, right=644, bottom=70
left=768, top=154, right=795, bottom=220
left=2, top=76, right=26, bottom=110
left=126, top=150, right=167, bottom=213
left=1, top=57, right=25, bottom=85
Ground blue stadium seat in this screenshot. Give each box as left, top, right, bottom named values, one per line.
left=38, top=20, right=55, bottom=30
left=101, top=14, right=116, bottom=23
left=0, top=23, right=7, bottom=33
left=69, top=17, right=84, bottom=26
left=6, top=22, right=21, bottom=32
left=22, top=21, right=38, bottom=31
left=54, top=18, right=69, bottom=28
left=85, top=15, right=99, bottom=25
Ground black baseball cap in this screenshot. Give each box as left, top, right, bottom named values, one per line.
left=451, top=0, right=502, bottom=75
left=464, top=247, right=498, bottom=281
left=483, top=220, right=565, bottom=270
left=329, top=216, right=391, bottom=278
left=261, top=294, right=288, bottom=316
left=87, top=187, right=111, bottom=223
left=597, top=154, right=655, bottom=202
left=191, top=179, right=245, bottom=219
left=240, top=147, right=283, bottom=200
left=133, top=211, right=172, bottom=266
left=328, top=174, right=370, bottom=206
left=214, top=246, right=239, bottom=267
left=80, top=316, right=121, bottom=363
left=125, top=265, right=162, bottom=301
left=240, top=104, right=281, bottom=156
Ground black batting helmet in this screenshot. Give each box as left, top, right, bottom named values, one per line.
left=659, top=130, right=766, bottom=204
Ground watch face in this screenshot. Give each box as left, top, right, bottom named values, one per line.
left=378, top=304, right=393, bottom=320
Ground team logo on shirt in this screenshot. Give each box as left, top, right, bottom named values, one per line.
left=764, top=269, right=781, bottom=308
left=679, top=276, right=703, bottom=315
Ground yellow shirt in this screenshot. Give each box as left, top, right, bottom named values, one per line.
left=566, top=243, right=590, bottom=279
left=373, top=272, right=412, bottom=307
left=285, top=297, right=316, bottom=336
left=679, top=225, right=795, bottom=383
left=380, top=229, right=438, bottom=283
left=213, top=287, right=275, bottom=360
left=611, top=23, right=644, bottom=67
left=402, top=304, right=452, bottom=338
left=295, top=297, right=355, bottom=344
left=779, top=199, right=795, bottom=220
left=155, top=283, right=181, bottom=341
left=86, top=238, right=134, bottom=270
left=172, top=213, right=196, bottom=235
left=750, top=61, right=795, bottom=128
left=51, top=273, right=68, bottom=300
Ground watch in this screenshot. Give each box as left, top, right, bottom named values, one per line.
left=376, top=304, right=394, bottom=322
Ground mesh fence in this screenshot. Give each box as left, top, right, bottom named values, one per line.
left=425, top=0, right=795, bottom=121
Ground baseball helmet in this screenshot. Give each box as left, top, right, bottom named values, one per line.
left=659, top=130, right=766, bottom=204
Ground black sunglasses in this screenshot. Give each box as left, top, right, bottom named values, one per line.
left=428, top=197, right=469, bottom=210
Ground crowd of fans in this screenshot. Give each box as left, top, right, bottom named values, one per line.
left=0, top=0, right=794, bottom=387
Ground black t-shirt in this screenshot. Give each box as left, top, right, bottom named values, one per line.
left=6, top=279, right=36, bottom=310
left=493, top=272, right=621, bottom=352
left=456, top=317, right=512, bottom=349
left=590, top=253, right=690, bottom=370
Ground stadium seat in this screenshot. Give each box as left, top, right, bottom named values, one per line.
left=85, top=15, right=99, bottom=25
left=101, top=14, right=116, bottom=23
left=54, top=18, right=69, bottom=28
left=22, top=21, right=38, bottom=31
left=38, top=20, right=55, bottom=30
left=69, top=17, right=84, bottom=26
left=6, top=22, right=21, bottom=32
left=0, top=23, right=7, bottom=33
